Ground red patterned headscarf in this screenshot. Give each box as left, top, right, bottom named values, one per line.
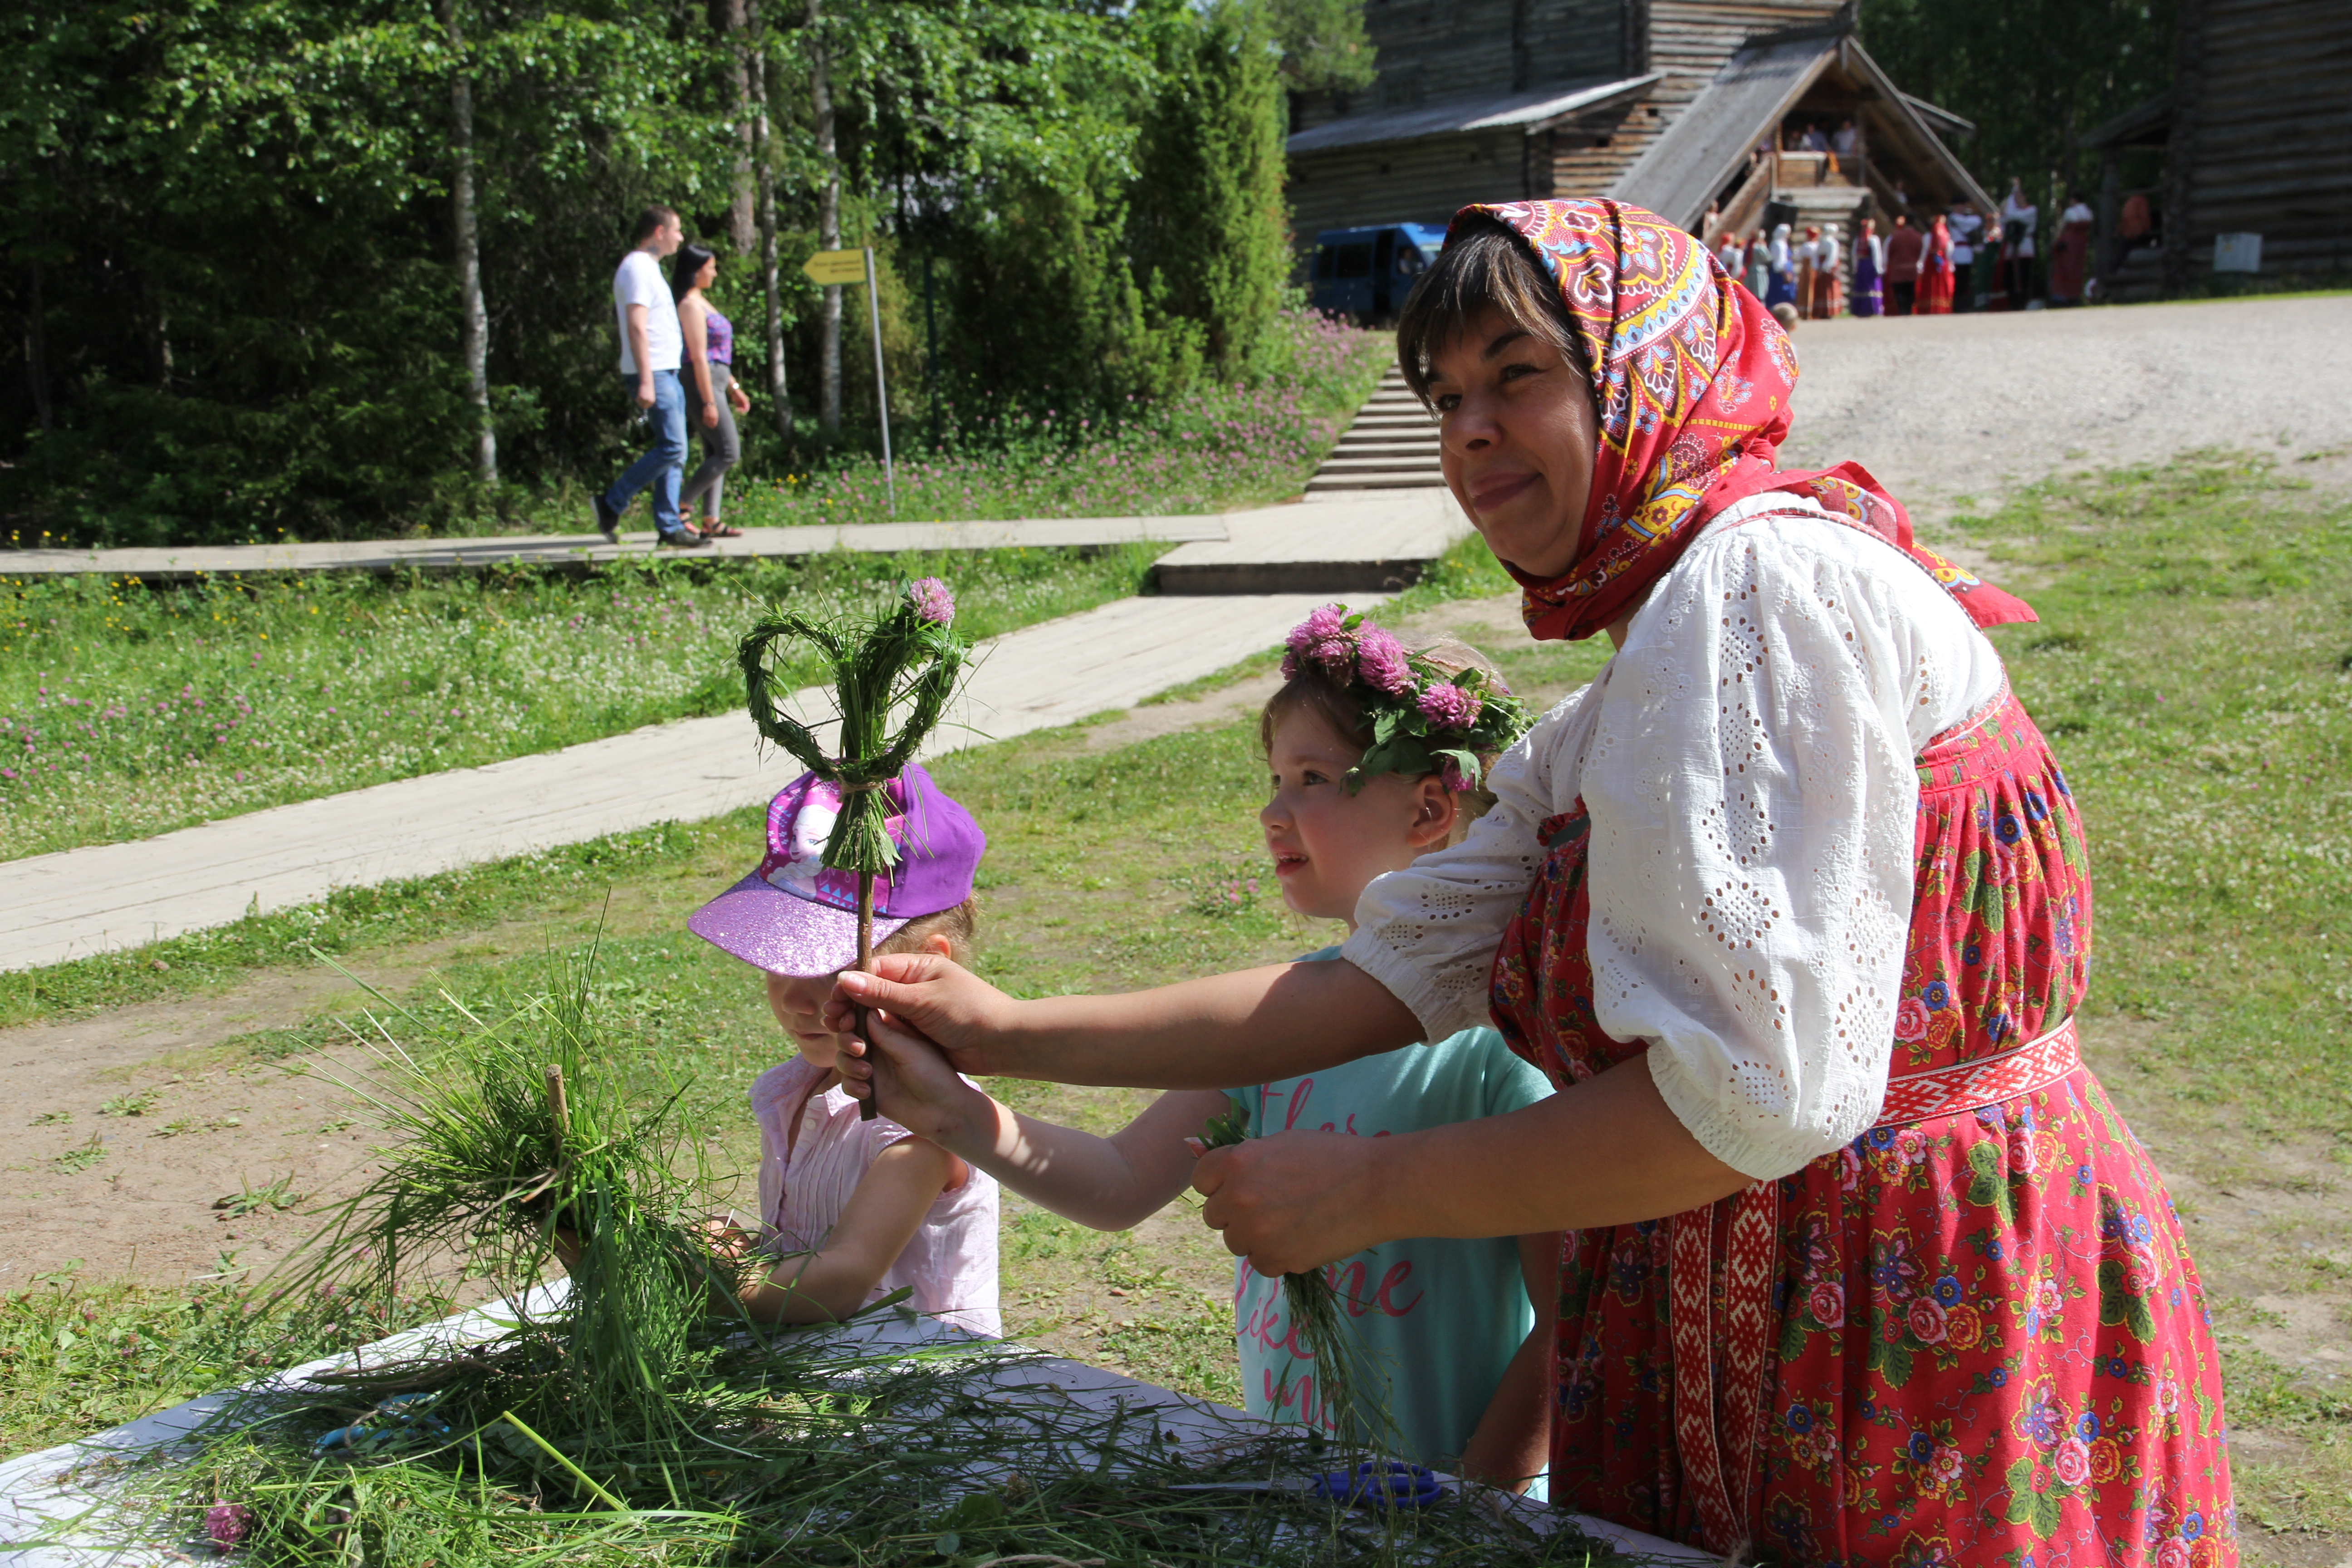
left=1444, top=199, right=2034, bottom=641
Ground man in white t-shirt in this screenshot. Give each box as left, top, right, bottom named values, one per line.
left=594, top=204, right=706, bottom=546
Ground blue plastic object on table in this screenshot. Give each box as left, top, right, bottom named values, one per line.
left=1313, top=1460, right=1446, bottom=1510
left=310, top=1391, right=452, bottom=1457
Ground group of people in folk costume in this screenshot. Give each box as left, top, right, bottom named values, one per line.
left=1714, top=175, right=2101, bottom=320
left=811, top=199, right=2238, bottom=1566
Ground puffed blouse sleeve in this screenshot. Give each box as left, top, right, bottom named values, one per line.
left=1339, top=685, right=1600, bottom=1042
left=1348, top=509, right=1993, bottom=1181
left=1586, top=519, right=1963, bottom=1181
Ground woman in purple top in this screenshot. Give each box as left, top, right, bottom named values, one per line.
left=673, top=245, right=750, bottom=537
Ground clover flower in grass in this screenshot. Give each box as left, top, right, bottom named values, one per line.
left=1417, top=682, right=1481, bottom=730
left=206, top=1502, right=252, bottom=1546
left=908, top=578, right=955, bottom=626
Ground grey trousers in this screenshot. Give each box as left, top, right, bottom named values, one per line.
left=679, top=362, right=740, bottom=520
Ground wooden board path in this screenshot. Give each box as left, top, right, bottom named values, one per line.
left=1, top=515, right=1230, bottom=583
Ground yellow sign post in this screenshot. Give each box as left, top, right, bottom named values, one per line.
left=801, top=248, right=868, bottom=286
left=800, top=247, right=894, bottom=510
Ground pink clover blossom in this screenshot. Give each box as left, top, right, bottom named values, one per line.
left=1416, top=682, right=1481, bottom=730
left=1354, top=627, right=1412, bottom=695
left=207, top=1502, right=253, bottom=1546
left=908, top=578, right=955, bottom=626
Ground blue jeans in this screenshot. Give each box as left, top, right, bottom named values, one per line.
left=605, top=369, right=687, bottom=536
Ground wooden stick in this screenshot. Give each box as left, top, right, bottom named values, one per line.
left=854, top=869, right=880, bottom=1121
left=544, top=1064, right=568, bottom=1142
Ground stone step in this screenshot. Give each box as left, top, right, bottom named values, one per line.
left=1316, top=452, right=1443, bottom=470
left=1303, top=472, right=1450, bottom=491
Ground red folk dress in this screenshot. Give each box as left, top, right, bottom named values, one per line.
left=1490, top=684, right=2236, bottom=1566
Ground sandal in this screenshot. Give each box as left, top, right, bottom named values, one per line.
left=698, top=520, right=745, bottom=538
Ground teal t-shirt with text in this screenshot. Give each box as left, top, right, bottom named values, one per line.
left=1229, top=947, right=1553, bottom=1471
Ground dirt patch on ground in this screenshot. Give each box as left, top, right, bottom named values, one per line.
left=2088, top=1022, right=2352, bottom=1566
left=0, top=892, right=711, bottom=1290
left=2088, top=1022, right=2350, bottom=1388
left=0, top=967, right=419, bottom=1290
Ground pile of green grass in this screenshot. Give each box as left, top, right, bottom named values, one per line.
left=55, top=960, right=1643, bottom=1568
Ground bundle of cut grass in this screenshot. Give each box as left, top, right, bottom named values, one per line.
left=262, top=947, right=751, bottom=1485
left=1198, top=1098, right=1395, bottom=1458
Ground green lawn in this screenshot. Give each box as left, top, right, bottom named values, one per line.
left=0, top=543, right=1161, bottom=863
left=1955, top=452, right=2351, bottom=1143
left=3, top=455, right=2345, bottom=1559
left=0, top=319, right=1393, bottom=866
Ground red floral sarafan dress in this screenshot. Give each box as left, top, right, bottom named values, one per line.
left=1490, top=686, right=2236, bottom=1567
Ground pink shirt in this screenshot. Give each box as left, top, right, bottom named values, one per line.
left=750, top=1056, right=1000, bottom=1337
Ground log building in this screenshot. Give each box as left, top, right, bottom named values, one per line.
left=1285, top=0, right=1990, bottom=254
left=2083, top=0, right=2352, bottom=296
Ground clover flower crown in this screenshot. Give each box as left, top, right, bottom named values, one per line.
left=1280, top=604, right=1533, bottom=794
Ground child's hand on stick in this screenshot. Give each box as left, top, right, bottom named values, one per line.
left=829, top=951, right=1018, bottom=1081
left=852, top=1008, right=992, bottom=1146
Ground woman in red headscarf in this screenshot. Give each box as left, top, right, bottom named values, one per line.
left=832, top=200, right=2236, bottom=1567
left=1920, top=214, right=1956, bottom=314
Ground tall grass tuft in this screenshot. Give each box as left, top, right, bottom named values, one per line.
left=266, top=946, right=749, bottom=1490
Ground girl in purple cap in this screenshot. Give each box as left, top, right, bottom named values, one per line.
left=685, top=764, right=999, bottom=1337
left=858, top=626, right=1559, bottom=1490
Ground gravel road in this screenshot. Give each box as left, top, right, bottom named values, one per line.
left=1781, top=293, right=2352, bottom=521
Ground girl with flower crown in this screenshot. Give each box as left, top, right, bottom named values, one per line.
left=833, top=200, right=2233, bottom=1566
left=864, top=627, right=1561, bottom=1489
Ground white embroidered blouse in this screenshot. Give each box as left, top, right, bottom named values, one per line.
left=1338, top=493, right=2008, bottom=1182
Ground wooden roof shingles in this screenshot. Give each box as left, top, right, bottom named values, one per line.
left=1284, top=75, right=1663, bottom=157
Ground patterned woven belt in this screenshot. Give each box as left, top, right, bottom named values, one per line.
left=1872, top=1016, right=2082, bottom=1130
left=1664, top=1014, right=2086, bottom=1554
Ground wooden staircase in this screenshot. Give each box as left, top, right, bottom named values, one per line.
left=1304, top=367, right=1445, bottom=493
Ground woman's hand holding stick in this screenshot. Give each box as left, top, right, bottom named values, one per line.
left=828, top=950, right=1420, bottom=1091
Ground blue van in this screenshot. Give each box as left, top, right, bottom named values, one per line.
left=1309, top=223, right=1450, bottom=325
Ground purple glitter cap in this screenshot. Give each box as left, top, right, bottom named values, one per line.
left=687, top=764, right=985, bottom=976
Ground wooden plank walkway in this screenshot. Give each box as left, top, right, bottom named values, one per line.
left=0, top=593, right=1372, bottom=972
left=1, top=515, right=1229, bottom=583
left=1151, top=485, right=1466, bottom=594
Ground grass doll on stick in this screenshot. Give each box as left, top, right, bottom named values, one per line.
left=737, top=576, right=968, bottom=1120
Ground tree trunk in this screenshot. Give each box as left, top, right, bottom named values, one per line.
left=725, top=0, right=756, bottom=254
left=144, top=274, right=174, bottom=393
left=439, top=0, right=495, bottom=484
left=24, top=259, right=54, bottom=479
left=809, top=0, right=842, bottom=435
left=750, top=0, right=790, bottom=438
